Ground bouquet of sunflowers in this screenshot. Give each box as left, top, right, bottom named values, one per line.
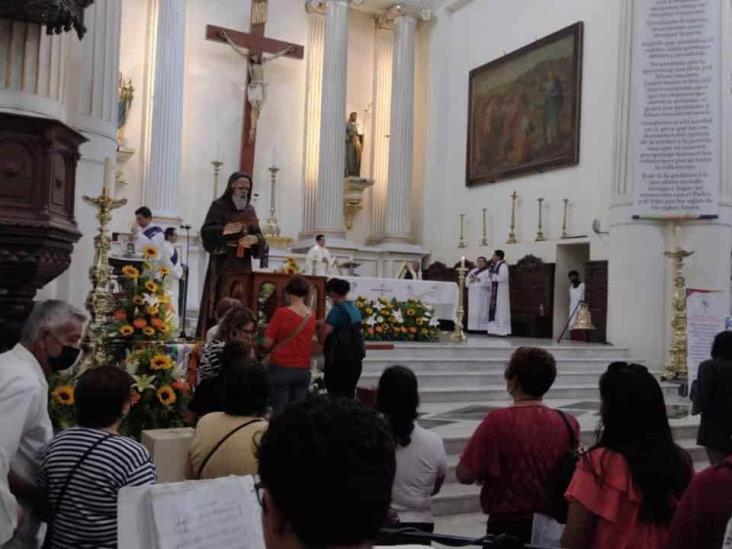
left=114, top=244, right=177, bottom=340
left=48, top=372, right=76, bottom=431
left=122, top=344, right=190, bottom=439
left=278, top=256, right=300, bottom=275
left=355, top=297, right=441, bottom=342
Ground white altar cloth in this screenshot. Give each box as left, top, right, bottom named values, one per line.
left=342, top=276, right=458, bottom=321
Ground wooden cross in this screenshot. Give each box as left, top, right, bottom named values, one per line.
left=206, top=0, right=304, bottom=175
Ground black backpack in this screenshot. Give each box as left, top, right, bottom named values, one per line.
left=327, top=304, right=366, bottom=365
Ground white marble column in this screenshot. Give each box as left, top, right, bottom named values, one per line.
left=367, top=21, right=393, bottom=244
left=146, top=0, right=187, bottom=220
left=300, top=2, right=326, bottom=239
left=0, top=20, right=69, bottom=120
left=383, top=5, right=423, bottom=242
left=314, top=0, right=351, bottom=238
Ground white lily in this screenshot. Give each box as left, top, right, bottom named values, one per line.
left=132, top=374, right=157, bottom=392
left=365, top=316, right=377, bottom=327
left=392, top=310, right=404, bottom=323
left=142, top=293, right=160, bottom=307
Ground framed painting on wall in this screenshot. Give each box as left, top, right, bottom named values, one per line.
left=466, top=22, right=583, bottom=186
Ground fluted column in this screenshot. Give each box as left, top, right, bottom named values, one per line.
left=314, top=0, right=351, bottom=238
left=383, top=5, right=423, bottom=242
left=367, top=21, right=393, bottom=243
left=0, top=20, right=70, bottom=120
left=76, top=0, right=122, bottom=140
left=300, top=2, right=326, bottom=238
left=146, top=0, right=186, bottom=220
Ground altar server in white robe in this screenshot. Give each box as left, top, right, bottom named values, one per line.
left=486, top=250, right=511, bottom=336
left=568, top=270, right=587, bottom=340
left=306, top=234, right=332, bottom=276
left=466, top=257, right=492, bottom=331
left=162, top=228, right=184, bottom=320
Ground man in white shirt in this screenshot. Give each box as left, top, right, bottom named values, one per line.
left=306, top=234, right=332, bottom=276
left=162, top=228, right=185, bottom=321
left=130, top=206, right=164, bottom=255
left=0, top=300, right=85, bottom=548
left=568, top=270, right=587, bottom=341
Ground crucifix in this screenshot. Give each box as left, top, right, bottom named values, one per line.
left=206, top=0, right=304, bottom=175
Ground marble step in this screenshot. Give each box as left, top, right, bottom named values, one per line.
left=400, top=383, right=680, bottom=404
left=366, top=344, right=631, bottom=361
left=359, top=370, right=653, bottom=388
left=432, top=438, right=708, bottom=517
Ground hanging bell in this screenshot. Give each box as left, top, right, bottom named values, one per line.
left=573, top=302, right=596, bottom=331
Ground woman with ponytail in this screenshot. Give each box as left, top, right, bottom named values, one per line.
left=376, top=366, right=447, bottom=534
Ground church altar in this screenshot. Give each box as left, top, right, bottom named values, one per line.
left=342, top=276, right=458, bottom=321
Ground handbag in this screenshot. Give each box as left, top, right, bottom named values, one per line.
left=196, top=418, right=265, bottom=479
left=261, top=311, right=311, bottom=368
left=548, top=409, right=580, bottom=524
left=43, top=432, right=114, bottom=548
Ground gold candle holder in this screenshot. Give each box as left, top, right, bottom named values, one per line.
left=481, top=208, right=488, bottom=247
left=458, top=214, right=466, bottom=248
left=79, top=188, right=127, bottom=372
left=535, top=198, right=546, bottom=242
left=561, top=198, right=570, bottom=239
left=263, top=165, right=281, bottom=237
left=661, top=226, right=693, bottom=380
left=212, top=159, right=224, bottom=197
left=451, top=263, right=469, bottom=343
left=506, top=192, right=518, bottom=244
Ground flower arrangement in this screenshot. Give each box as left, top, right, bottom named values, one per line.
left=48, top=373, right=76, bottom=430
left=122, top=344, right=190, bottom=439
left=278, top=256, right=300, bottom=275
left=114, top=250, right=176, bottom=341
left=355, top=297, right=441, bottom=342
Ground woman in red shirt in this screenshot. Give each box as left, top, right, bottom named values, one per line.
left=263, top=276, right=317, bottom=414
left=456, top=347, right=579, bottom=542
left=561, top=362, right=693, bottom=549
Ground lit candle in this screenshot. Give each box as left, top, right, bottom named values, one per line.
left=215, top=140, right=221, bottom=160
left=461, top=256, right=465, bottom=269
left=272, top=145, right=278, bottom=167
left=103, top=157, right=113, bottom=193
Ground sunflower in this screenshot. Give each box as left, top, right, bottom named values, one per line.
left=156, top=385, right=176, bottom=406
left=158, top=266, right=171, bottom=277
left=158, top=324, right=171, bottom=334
left=119, top=325, right=134, bottom=337
left=51, top=385, right=75, bottom=406
left=122, top=265, right=140, bottom=279
left=143, top=244, right=159, bottom=260
left=142, top=326, right=156, bottom=337
left=144, top=281, right=158, bottom=293
left=133, top=317, right=148, bottom=329
left=158, top=294, right=171, bottom=304
left=421, top=328, right=429, bottom=335
left=147, top=305, right=159, bottom=316
left=133, top=296, right=144, bottom=306
left=406, top=309, right=416, bottom=317
left=150, top=354, right=174, bottom=370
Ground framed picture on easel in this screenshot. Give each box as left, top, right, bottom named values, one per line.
left=466, top=22, right=584, bottom=186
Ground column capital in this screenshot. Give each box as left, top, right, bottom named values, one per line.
left=381, top=1, right=433, bottom=24
left=305, top=0, right=363, bottom=14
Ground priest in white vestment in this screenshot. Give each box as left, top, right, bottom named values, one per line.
left=130, top=206, right=164, bottom=255
left=486, top=250, right=511, bottom=336
left=466, top=257, right=492, bottom=331
left=306, top=234, right=332, bottom=276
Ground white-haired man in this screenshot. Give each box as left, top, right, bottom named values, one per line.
left=0, top=300, right=85, bottom=548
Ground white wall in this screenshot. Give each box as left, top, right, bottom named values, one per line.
left=419, top=0, right=620, bottom=266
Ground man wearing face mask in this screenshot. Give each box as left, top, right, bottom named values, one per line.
left=0, top=300, right=85, bottom=548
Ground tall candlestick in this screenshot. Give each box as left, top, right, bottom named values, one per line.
left=506, top=192, right=518, bottom=244
left=211, top=159, right=224, bottom=198
left=103, top=157, right=113, bottom=193
left=451, top=262, right=469, bottom=343
left=481, top=208, right=488, bottom=246
left=460, top=255, right=465, bottom=269
left=535, top=198, right=546, bottom=242
left=561, top=198, right=570, bottom=239
left=458, top=214, right=466, bottom=248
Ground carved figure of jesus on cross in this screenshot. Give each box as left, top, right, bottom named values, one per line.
left=206, top=0, right=304, bottom=174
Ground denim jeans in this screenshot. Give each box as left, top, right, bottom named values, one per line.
left=268, top=364, right=311, bottom=414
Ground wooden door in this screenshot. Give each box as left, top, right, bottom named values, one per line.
left=584, top=260, right=608, bottom=343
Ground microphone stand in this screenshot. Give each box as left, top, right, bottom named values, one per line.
left=179, top=224, right=192, bottom=339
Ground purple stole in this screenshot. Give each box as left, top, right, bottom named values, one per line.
left=170, top=248, right=178, bottom=265
left=143, top=225, right=163, bottom=240
left=488, top=261, right=505, bottom=321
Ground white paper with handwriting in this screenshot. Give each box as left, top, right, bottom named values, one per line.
left=118, top=475, right=264, bottom=549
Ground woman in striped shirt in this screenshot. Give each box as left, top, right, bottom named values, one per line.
left=39, top=366, right=156, bottom=549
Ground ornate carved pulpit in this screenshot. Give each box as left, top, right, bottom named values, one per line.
left=0, top=114, right=86, bottom=348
